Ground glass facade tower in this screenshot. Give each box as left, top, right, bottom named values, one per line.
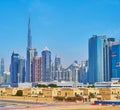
left=104, top=38, right=115, bottom=81
left=88, top=35, right=106, bottom=84
left=111, top=42, right=120, bottom=78
left=54, top=55, right=62, bottom=80
left=10, top=52, right=20, bottom=84
left=41, top=47, right=51, bottom=82
left=26, top=17, right=37, bottom=82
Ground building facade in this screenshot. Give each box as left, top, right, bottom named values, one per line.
left=104, top=38, right=115, bottom=81
left=54, top=55, right=62, bottom=81
left=111, top=42, right=120, bottom=78
left=26, top=17, right=37, bottom=82
left=10, top=52, right=20, bottom=84
left=78, top=61, right=88, bottom=84
left=41, top=47, right=51, bottom=82
left=0, top=58, right=4, bottom=83
left=65, top=61, right=79, bottom=82
left=18, top=57, right=25, bottom=83
left=88, top=35, right=106, bottom=84
left=32, top=56, right=41, bottom=82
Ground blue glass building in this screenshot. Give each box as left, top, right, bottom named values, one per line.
left=54, top=55, right=62, bottom=80
left=11, top=52, right=26, bottom=84
left=0, top=58, right=4, bottom=77
left=104, top=38, right=115, bottom=81
left=78, top=61, right=88, bottom=84
left=26, top=17, right=38, bottom=82
left=66, top=61, right=79, bottom=82
left=10, top=51, right=20, bottom=84
left=18, top=57, right=25, bottom=83
left=111, top=43, right=120, bottom=78
left=88, top=35, right=106, bottom=84
left=41, top=47, right=51, bottom=82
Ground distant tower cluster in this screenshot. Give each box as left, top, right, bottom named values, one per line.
left=8, top=16, right=120, bottom=87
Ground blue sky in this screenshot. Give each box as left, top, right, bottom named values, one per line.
left=1, top=0, right=120, bottom=69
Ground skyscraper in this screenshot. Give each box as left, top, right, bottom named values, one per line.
left=104, top=38, right=115, bottom=81
left=28, top=16, right=32, bottom=49
left=41, top=47, right=51, bottom=82
left=0, top=58, right=4, bottom=77
left=51, top=62, right=54, bottom=81
left=26, top=17, right=37, bottom=82
left=111, top=42, right=120, bottom=79
left=32, top=56, right=41, bottom=82
left=66, top=61, right=79, bottom=82
left=54, top=55, right=62, bottom=80
left=0, top=58, right=4, bottom=83
left=18, top=57, right=25, bottom=83
left=65, top=69, right=72, bottom=81
left=10, top=51, right=20, bottom=84
left=11, top=52, right=26, bottom=85
left=88, top=35, right=106, bottom=84
left=78, top=61, right=88, bottom=84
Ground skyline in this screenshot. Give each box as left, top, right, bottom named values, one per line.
left=1, top=0, right=120, bottom=69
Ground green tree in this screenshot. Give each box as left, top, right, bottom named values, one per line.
left=35, top=84, right=48, bottom=88
left=48, top=84, right=57, bottom=88
left=88, top=85, right=95, bottom=88
left=89, top=92, right=95, bottom=99
left=16, top=90, right=23, bottom=96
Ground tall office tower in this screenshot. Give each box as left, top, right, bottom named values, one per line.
left=65, top=69, right=72, bottom=81
left=0, top=58, right=4, bottom=83
left=66, top=61, right=79, bottom=82
left=78, top=61, right=88, bottom=84
left=88, top=35, right=106, bottom=84
left=10, top=51, right=20, bottom=84
left=54, top=55, right=62, bottom=81
left=111, top=42, right=120, bottom=79
left=32, top=56, right=41, bottom=82
left=18, top=57, right=25, bottom=83
left=26, top=17, right=37, bottom=82
left=0, top=58, right=4, bottom=77
left=41, top=47, right=51, bottom=82
left=61, top=68, right=66, bottom=81
left=104, top=38, right=115, bottom=81
left=51, top=62, right=54, bottom=81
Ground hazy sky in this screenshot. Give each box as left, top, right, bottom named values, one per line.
left=1, top=0, right=120, bottom=70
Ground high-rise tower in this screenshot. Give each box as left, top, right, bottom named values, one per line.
left=88, top=35, right=106, bottom=84
left=26, top=17, right=37, bottom=82
left=54, top=55, right=62, bottom=81
left=104, top=38, right=115, bottom=81
left=10, top=51, right=20, bottom=84
left=41, top=47, right=51, bottom=82
left=28, top=16, right=32, bottom=49
left=0, top=58, right=5, bottom=83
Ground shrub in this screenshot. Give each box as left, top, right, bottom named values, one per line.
left=16, top=90, right=23, bottom=96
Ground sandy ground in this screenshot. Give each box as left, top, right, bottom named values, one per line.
left=1, top=102, right=120, bottom=110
